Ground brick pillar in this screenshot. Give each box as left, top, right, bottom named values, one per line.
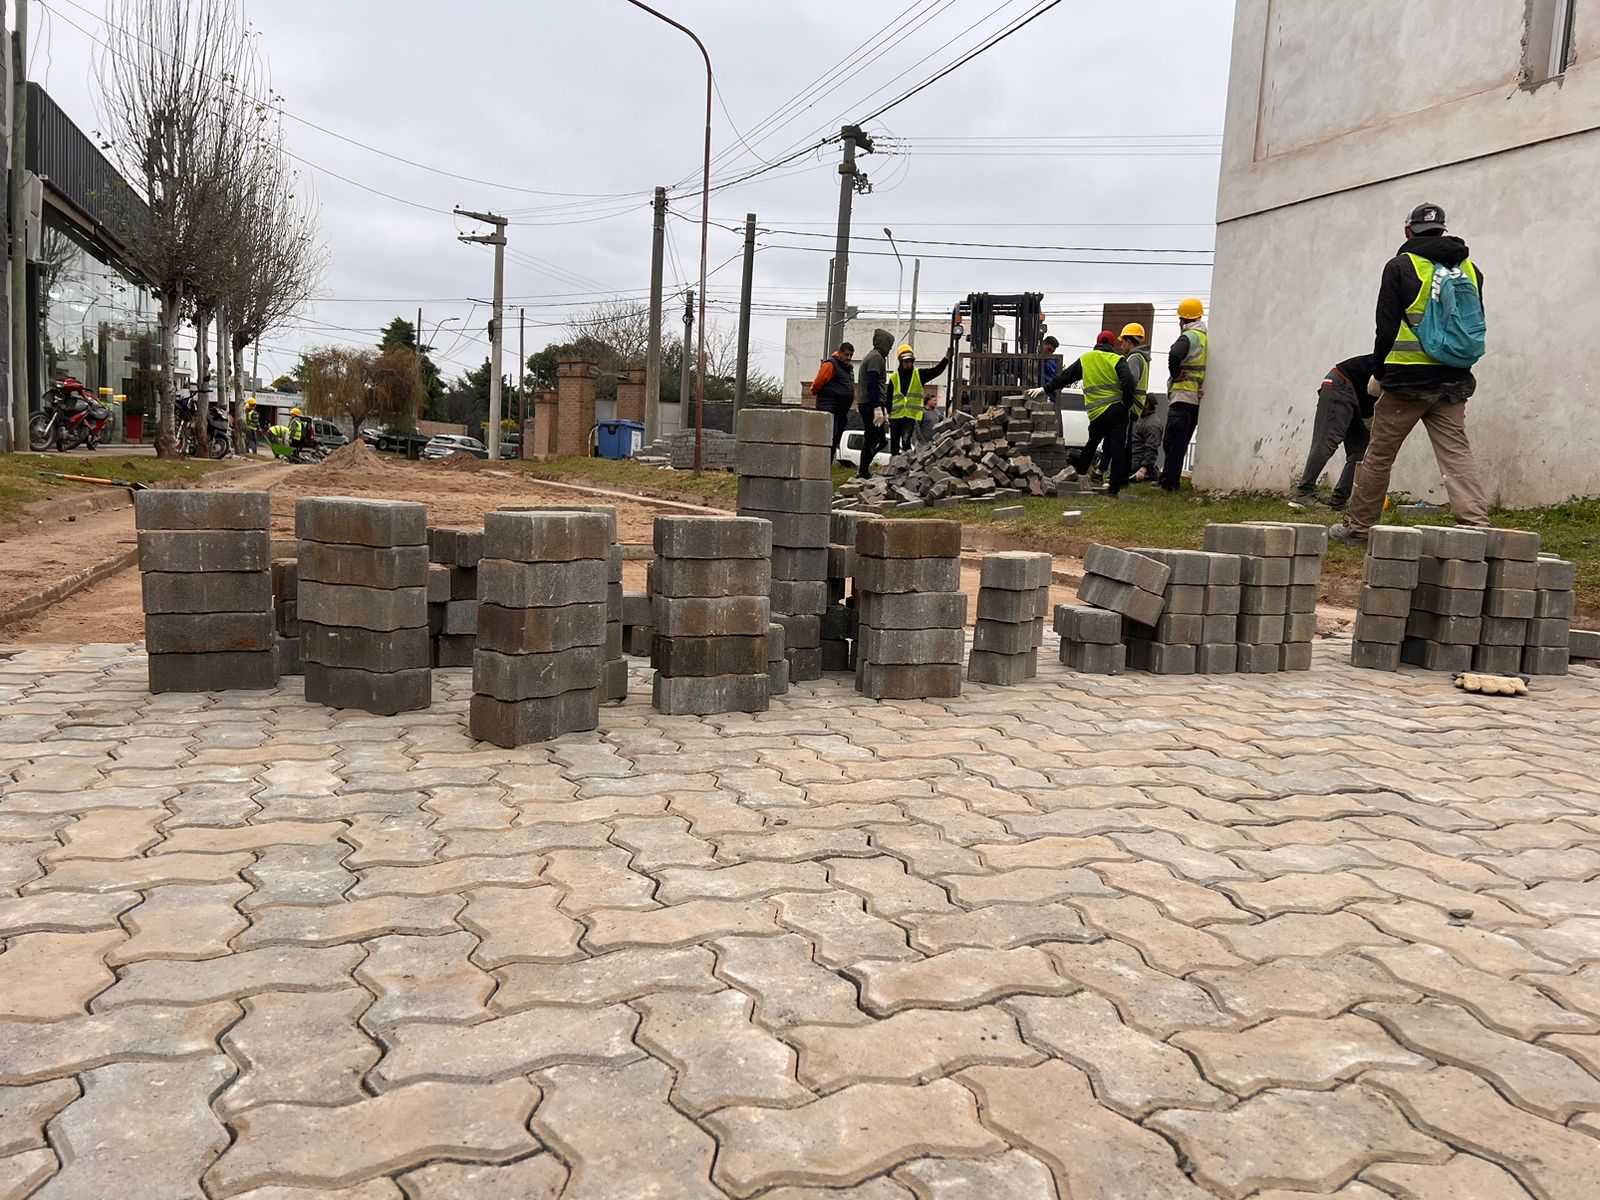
left=615, top=363, right=646, bottom=423
left=556, top=358, right=599, bottom=458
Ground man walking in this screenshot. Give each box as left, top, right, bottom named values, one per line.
left=1160, top=298, right=1207, bottom=491
left=1289, top=355, right=1374, bottom=511
left=809, top=341, right=855, bottom=463
left=853, top=328, right=894, bottom=479
left=887, top=343, right=950, bottom=457
left=1027, top=331, right=1138, bottom=499
left=1333, top=203, right=1491, bottom=542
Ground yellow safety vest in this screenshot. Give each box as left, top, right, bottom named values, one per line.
left=1385, top=254, right=1480, bottom=370
left=1079, top=349, right=1124, bottom=420
left=1125, top=348, right=1150, bottom=410
left=888, top=368, right=926, bottom=421
left=1171, top=327, right=1207, bottom=399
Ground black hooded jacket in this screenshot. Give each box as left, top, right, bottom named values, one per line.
left=1373, top=234, right=1484, bottom=397
left=856, top=328, right=895, bottom=411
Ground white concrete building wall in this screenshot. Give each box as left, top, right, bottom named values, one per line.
left=782, top=316, right=952, bottom=403
left=1201, top=0, right=1600, bottom=507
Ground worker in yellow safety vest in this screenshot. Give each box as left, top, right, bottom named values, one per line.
left=886, top=343, right=949, bottom=458
left=1159, top=301, right=1207, bottom=491
left=1028, top=330, right=1140, bottom=499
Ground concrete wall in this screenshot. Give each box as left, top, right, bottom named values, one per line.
left=1201, top=0, right=1600, bottom=507
left=782, top=317, right=950, bottom=403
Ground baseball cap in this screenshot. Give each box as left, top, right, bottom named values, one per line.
left=1095, top=331, right=1116, bottom=349
left=1407, top=202, right=1446, bottom=233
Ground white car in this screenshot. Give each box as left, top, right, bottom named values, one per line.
left=833, top=429, right=891, bottom=473
left=420, top=434, right=487, bottom=460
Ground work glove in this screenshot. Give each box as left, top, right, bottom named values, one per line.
left=872, top=408, right=887, bottom=428
left=1454, top=672, right=1529, bottom=696
left=1367, top=376, right=1383, bottom=399
left=1024, top=388, right=1046, bottom=401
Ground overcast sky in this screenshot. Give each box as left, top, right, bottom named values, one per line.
left=28, top=0, right=1234, bottom=386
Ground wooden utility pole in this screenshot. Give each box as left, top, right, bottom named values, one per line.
left=645, top=186, right=666, bottom=445
left=455, top=207, right=507, bottom=460
left=10, top=0, right=30, bottom=451
left=734, top=213, right=755, bottom=410
left=825, top=125, right=872, bottom=353
left=517, top=307, right=525, bottom=451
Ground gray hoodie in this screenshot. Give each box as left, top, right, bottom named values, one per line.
left=855, top=328, right=894, bottom=411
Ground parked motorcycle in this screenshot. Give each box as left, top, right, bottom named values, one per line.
left=176, top=390, right=232, bottom=459
left=28, top=377, right=111, bottom=451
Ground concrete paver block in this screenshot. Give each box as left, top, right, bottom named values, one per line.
left=301, top=623, right=433, bottom=671
left=1522, top=646, right=1570, bottom=676
left=137, top=531, right=271, bottom=574
left=768, top=547, right=830, bottom=581
left=141, top=571, right=272, bottom=616
left=736, top=406, right=834, bottom=447
left=1536, top=557, right=1576, bottom=590
left=304, top=664, right=431, bottom=714
left=1053, top=604, right=1122, bottom=644
left=1204, top=523, right=1294, bottom=558
left=738, top=477, right=834, bottom=514
left=1060, top=640, right=1125, bottom=674
left=856, top=662, right=962, bottom=700
left=1364, top=557, right=1420, bottom=590
left=472, top=647, right=605, bottom=701
left=1076, top=576, right=1163, bottom=627
left=972, top=620, right=1037, bottom=656
left=299, top=543, right=429, bottom=591
left=476, top=603, right=606, bottom=654
left=858, top=592, right=968, bottom=630
left=773, top=612, right=822, bottom=649
left=652, top=672, right=771, bottom=715
left=979, top=552, right=1052, bottom=591
left=856, top=519, right=962, bottom=559
left=1484, top=528, right=1541, bottom=561
left=1367, top=526, right=1422, bottom=560
left=482, top=511, right=611, bottom=564
left=1083, top=544, right=1172, bottom=595
left=1486, top=559, right=1539, bottom=590
left=297, top=582, right=428, bottom=632
left=1419, top=558, right=1489, bottom=590
left=653, top=596, right=771, bottom=638
left=1197, top=643, right=1238, bottom=673
left=967, top=650, right=1033, bottom=685
left=654, top=516, right=773, bottom=560
left=1412, top=584, right=1486, bottom=618
left=477, top=560, right=608, bottom=609
left=295, top=497, right=427, bottom=547
left=469, top=690, right=601, bottom=747
left=1351, top=640, right=1402, bottom=671
left=856, top=626, right=966, bottom=665
left=854, top=557, right=962, bottom=595
left=653, top=635, right=769, bottom=677
left=147, top=651, right=276, bottom=693
left=1417, top=525, right=1488, bottom=562
left=652, top=558, right=773, bottom=599
left=735, top=442, right=833, bottom=479
left=1359, top=586, right=1412, bottom=619
left=1568, top=629, right=1600, bottom=658
left=134, top=489, right=270, bottom=530
left=770, top=580, right=830, bottom=614
left=144, top=612, right=275, bottom=655
left=1484, top=588, right=1537, bottom=619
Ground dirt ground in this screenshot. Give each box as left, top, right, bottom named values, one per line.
left=0, top=449, right=1357, bottom=646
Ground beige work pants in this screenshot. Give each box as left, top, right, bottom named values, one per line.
left=1345, top=390, right=1491, bottom=536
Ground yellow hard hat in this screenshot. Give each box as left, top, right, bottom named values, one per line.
left=897, top=344, right=916, bottom=359
left=1119, top=323, right=1146, bottom=341
left=1177, top=298, right=1204, bottom=320
left=290, top=407, right=302, bottom=416
left=245, top=397, right=256, bottom=408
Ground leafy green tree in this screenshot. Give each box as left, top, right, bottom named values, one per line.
left=381, top=315, right=446, bottom=416
left=268, top=372, right=298, bottom=392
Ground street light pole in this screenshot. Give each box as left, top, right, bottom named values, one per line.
left=884, top=227, right=905, bottom=349
left=625, top=1, right=712, bottom=472
left=455, top=208, right=508, bottom=460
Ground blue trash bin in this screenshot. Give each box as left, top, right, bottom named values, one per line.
left=596, top=420, right=645, bottom=460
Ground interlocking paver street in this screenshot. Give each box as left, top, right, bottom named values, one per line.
left=2, top=638, right=1600, bottom=1196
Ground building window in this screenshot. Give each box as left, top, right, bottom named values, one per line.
left=1525, top=0, right=1577, bottom=85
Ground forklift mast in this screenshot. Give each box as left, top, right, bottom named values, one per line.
left=947, top=292, right=1055, bottom=413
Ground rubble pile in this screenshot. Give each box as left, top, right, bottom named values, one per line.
left=835, top=398, right=1084, bottom=512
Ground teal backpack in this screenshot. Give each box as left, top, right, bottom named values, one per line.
left=1417, top=262, right=1486, bottom=368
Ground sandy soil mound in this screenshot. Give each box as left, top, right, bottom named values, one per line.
left=319, top=440, right=389, bottom=472
left=429, top=451, right=484, bottom=471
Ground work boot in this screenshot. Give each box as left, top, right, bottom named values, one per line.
left=1287, top=494, right=1330, bottom=511
left=1328, top=522, right=1367, bottom=545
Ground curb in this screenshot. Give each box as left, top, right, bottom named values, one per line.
left=0, top=546, right=139, bottom=628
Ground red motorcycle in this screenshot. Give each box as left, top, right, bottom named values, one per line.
left=29, top=377, right=111, bottom=451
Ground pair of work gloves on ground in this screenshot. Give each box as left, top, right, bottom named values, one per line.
left=1455, top=673, right=1530, bottom=696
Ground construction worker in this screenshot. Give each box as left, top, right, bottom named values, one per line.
left=1129, top=399, right=1163, bottom=481
left=1160, top=298, right=1207, bottom=492
left=1289, top=354, right=1375, bottom=511
left=854, top=328, right=894, bottom=479
left=1094, top=323, right=1152, bottom=485
left=809, top=342, right=855, bottom=464
left=288, top=407, right=311, bottom=451
left=887, top=344, right=950, bottom=458
left=1038, top=336, right=1061, bottom=389
left=1027, top=331, right=1138, bottom=499
left=1333, top=203, right=1490, bottom=543
left=244, top=397, right=261, bottom=454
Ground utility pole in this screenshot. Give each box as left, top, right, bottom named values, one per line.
left=455, top=207, right=507, bottom=460
left=908, top=259, right=921, bottom=348
left=9, top=0, right=30, bottom=452
left=679, top=289, right=694, bottom=434
left=645, top=186, right=666, bottom=446
left=820, top=258, right=835, bottom=363
left=734, top=212, right=755, bottom=411
left=517, top=307, right=525, bottom=447
left=826, top=124, right=872, bottom=354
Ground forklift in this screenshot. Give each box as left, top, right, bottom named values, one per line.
left=944, top=292, right=1057, bottom=414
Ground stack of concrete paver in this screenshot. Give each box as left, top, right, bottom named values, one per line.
left=1529, top=553, right=1576, bottom=676
left=1120, top=548, right=1235, bottom=675
left=736, top=407, right=833, bottom=682
left=822, top=511, right=862, bottom=671
left=854, top=519, right=966, bottom=700
left=1053, top=603, right=1125, bottom=674
left=1475, top=529, right=1541, bottom=674
left=136, top=490, right=276, bottom=693
left=969, top=551, right=1051, bottom=684
left=622, top=591, right=653, bottom=657
left=1076, top=544, right=1169, bottom=629
left=767, top=622, right=789, bottom=696
left=1204, top=524, right=1296, bottom=673
left=297, top=497, right=431, bottom=715
left=1404, top=526, right=1490, bottom=673
left=470, top=510, right=609, bottom=746
left=500, top=504, right=627, bottom=702
left=667, top=429, right=737, bottom=471
left=651, top=515, right=773, bottom=715
left=271, top=557, right=302, bottom=677
left=1351, top=526, right=1422, bottom=671
left=426, top=526, right=481, bottom=668
left=1246, top=521, right=1328, bottom=671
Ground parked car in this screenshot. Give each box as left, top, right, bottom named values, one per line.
left=499, top=432, right=522, bottom=460
left=358, top=427, right=384, bottom=445
left=833, top=429, right=890, bottom=473
left=309, top=418, right=349, bottom=449
left=420, top=434, right=488, bottom=460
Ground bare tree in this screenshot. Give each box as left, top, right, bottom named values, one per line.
left=95, top=0, right=261, bottom=458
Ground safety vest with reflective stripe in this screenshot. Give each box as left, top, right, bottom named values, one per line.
left=1385, top=254, right=1481, bottom=370
left=1079, top=349, right=1124, bottom=419
left=888, top=368, right=926, bottom=420
left=1171, top=328, right=1207, bottom=400
left=1125, top=348, right=1150, bottom=411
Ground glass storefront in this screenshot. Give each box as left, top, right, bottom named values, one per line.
left=32, top=215, right=163, bottom=442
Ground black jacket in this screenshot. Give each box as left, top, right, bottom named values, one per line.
left=1331, top=354, right=1377, bottom=419
left=814, top=353, right=855, bottom=411
left=856, top=328, right=894, bottom=411
left=1373, top=234, right=1483, bottom=397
